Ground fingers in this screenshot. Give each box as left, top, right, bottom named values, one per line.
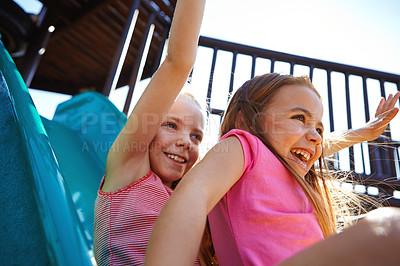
left=384, top=91, right=400, bottom=110
left=380, top=107, right=399, bottom=124
left=375, top=91, right=400, bottom=117
left=382, top=94, right=393, bottom=111
left=375, top=106, right=398, bottom=120
left=392, top=91, right=400, bottom=107
left=375, top=97, right=385, bottom=117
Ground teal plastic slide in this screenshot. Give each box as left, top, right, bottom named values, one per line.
left=0, top=39, right=126, bottom=265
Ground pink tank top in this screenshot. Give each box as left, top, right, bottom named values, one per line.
left=208, top=129, right=324, bottom=265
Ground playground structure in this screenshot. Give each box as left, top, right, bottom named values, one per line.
left=1, top=0, right=400, bottom=265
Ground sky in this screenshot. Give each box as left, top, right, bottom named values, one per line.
left=200, top=0, right=400, bottom=138
left=200, top=0, right=400, bottom=75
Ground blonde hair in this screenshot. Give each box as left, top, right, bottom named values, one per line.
left=178, top=91, right=207, bottom=122
left=178, top=91, right=203, bottom=109
left=220, top=73, right=360, bottom=237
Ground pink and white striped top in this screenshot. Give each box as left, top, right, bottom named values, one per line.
left=93, top=171, right=176, bottom=265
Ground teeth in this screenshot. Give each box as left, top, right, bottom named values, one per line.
left=291, top=149, right=311, bottom=162
left=167, top=154, right=185, bottom=163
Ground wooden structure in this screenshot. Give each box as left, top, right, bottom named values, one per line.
left=3, top=0, right=175, bottom=113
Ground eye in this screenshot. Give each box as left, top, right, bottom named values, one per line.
left=162, top=122, right=177, bottom=130
left=191, top=133, right=203, bottom=144
left=316, top=127, right=324, bottom=136
left=292, top=114, right=305, bottom=122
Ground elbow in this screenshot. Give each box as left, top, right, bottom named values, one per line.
left=362, top=207, right=400, bottom=243
left=163, top=50, right=196, bottom=75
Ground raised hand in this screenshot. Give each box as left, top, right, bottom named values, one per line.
left=363, top=91, right=400, bottom=141
left=323, top=92, right=399, bottom=156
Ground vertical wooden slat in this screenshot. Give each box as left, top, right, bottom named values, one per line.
left=270, top=58, right=275, bottom=73
left=344, top=72, right=355, bottom=170
left=102, top=0, right=141, bottom=96
left=289, top=62, right=294, bottom=75
left=379, top=79, right=396, bottom=176
left=228, top=51, right=237, bottom=98
left=326, top=69, right=339, bottom=168
left=206, top=48, right=218, bottom=110
left=326, top=70, right=334, bottom=132
left=123, top=12, right=156, bottom=114
left=362, top=76, right=371, bottom=122
left=309, top=66, right=314, bottom=81
left=20, top=7, right=52, bottom=87
left=251, top=55, right=256, bottom=78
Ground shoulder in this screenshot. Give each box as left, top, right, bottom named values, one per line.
left=99, top=170, right=173, bottom=196
left=220, top=129, right=259, bottom=141
left=204, top=136, right=244, bottom=165
left=220, top=129, right=264, bottom=152
left=220, top=129, right=270, bottom=169
left=176, top=135, right=245, bottom=211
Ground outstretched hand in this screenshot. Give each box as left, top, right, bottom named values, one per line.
left=362, top=91, right=400, bottom=141
left=323, top=92, right=399, bottom=156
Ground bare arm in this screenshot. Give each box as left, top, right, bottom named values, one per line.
left=103, top=0, right=206, bottom=192
left=279, top=207, right=400, bottom=266
left=145, top=137, right=245, bottom=265
left=323, top=92, right=399, bottom=156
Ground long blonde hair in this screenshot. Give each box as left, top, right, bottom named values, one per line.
left=220, top=73, right=343, bottom=237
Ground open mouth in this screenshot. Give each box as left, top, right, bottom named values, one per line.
left=166, top=153, right=186, bottom=163
left=290, top=148, right=311, bottom=167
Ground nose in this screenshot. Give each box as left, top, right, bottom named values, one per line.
left=176, top=134, right=191, bottom=149
left=306, top=128, right=322, bottom=145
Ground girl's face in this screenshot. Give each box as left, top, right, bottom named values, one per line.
left=261, top=84, right=324, bottom=176
left=149, top=96, right=204, bottom=188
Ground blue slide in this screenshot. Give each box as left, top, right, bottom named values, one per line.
left=0, top=39, right=126, bottom=265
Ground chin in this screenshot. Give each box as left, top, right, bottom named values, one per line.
left=162, top=173, right=183, bottom=184
left=289, top=164, right=308, bottom=177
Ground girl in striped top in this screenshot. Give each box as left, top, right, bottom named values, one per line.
left=93, top=0, right=206, bottom=264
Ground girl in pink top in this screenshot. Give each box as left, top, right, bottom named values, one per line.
left=147, top=73, right=400, bottom=265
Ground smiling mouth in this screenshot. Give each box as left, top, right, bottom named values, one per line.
left=166, top=153, right=186, bottom=163
left=290, top=148, right=311, bottom=166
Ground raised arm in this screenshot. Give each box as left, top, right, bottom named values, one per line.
left=145, top=137, right=244, bottom=265
left=103, top=0, right=206, bottom=191
left=323, top=92, right=399, bottom=156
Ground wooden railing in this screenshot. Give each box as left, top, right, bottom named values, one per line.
left=192, top=36, right=400, bottom=206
